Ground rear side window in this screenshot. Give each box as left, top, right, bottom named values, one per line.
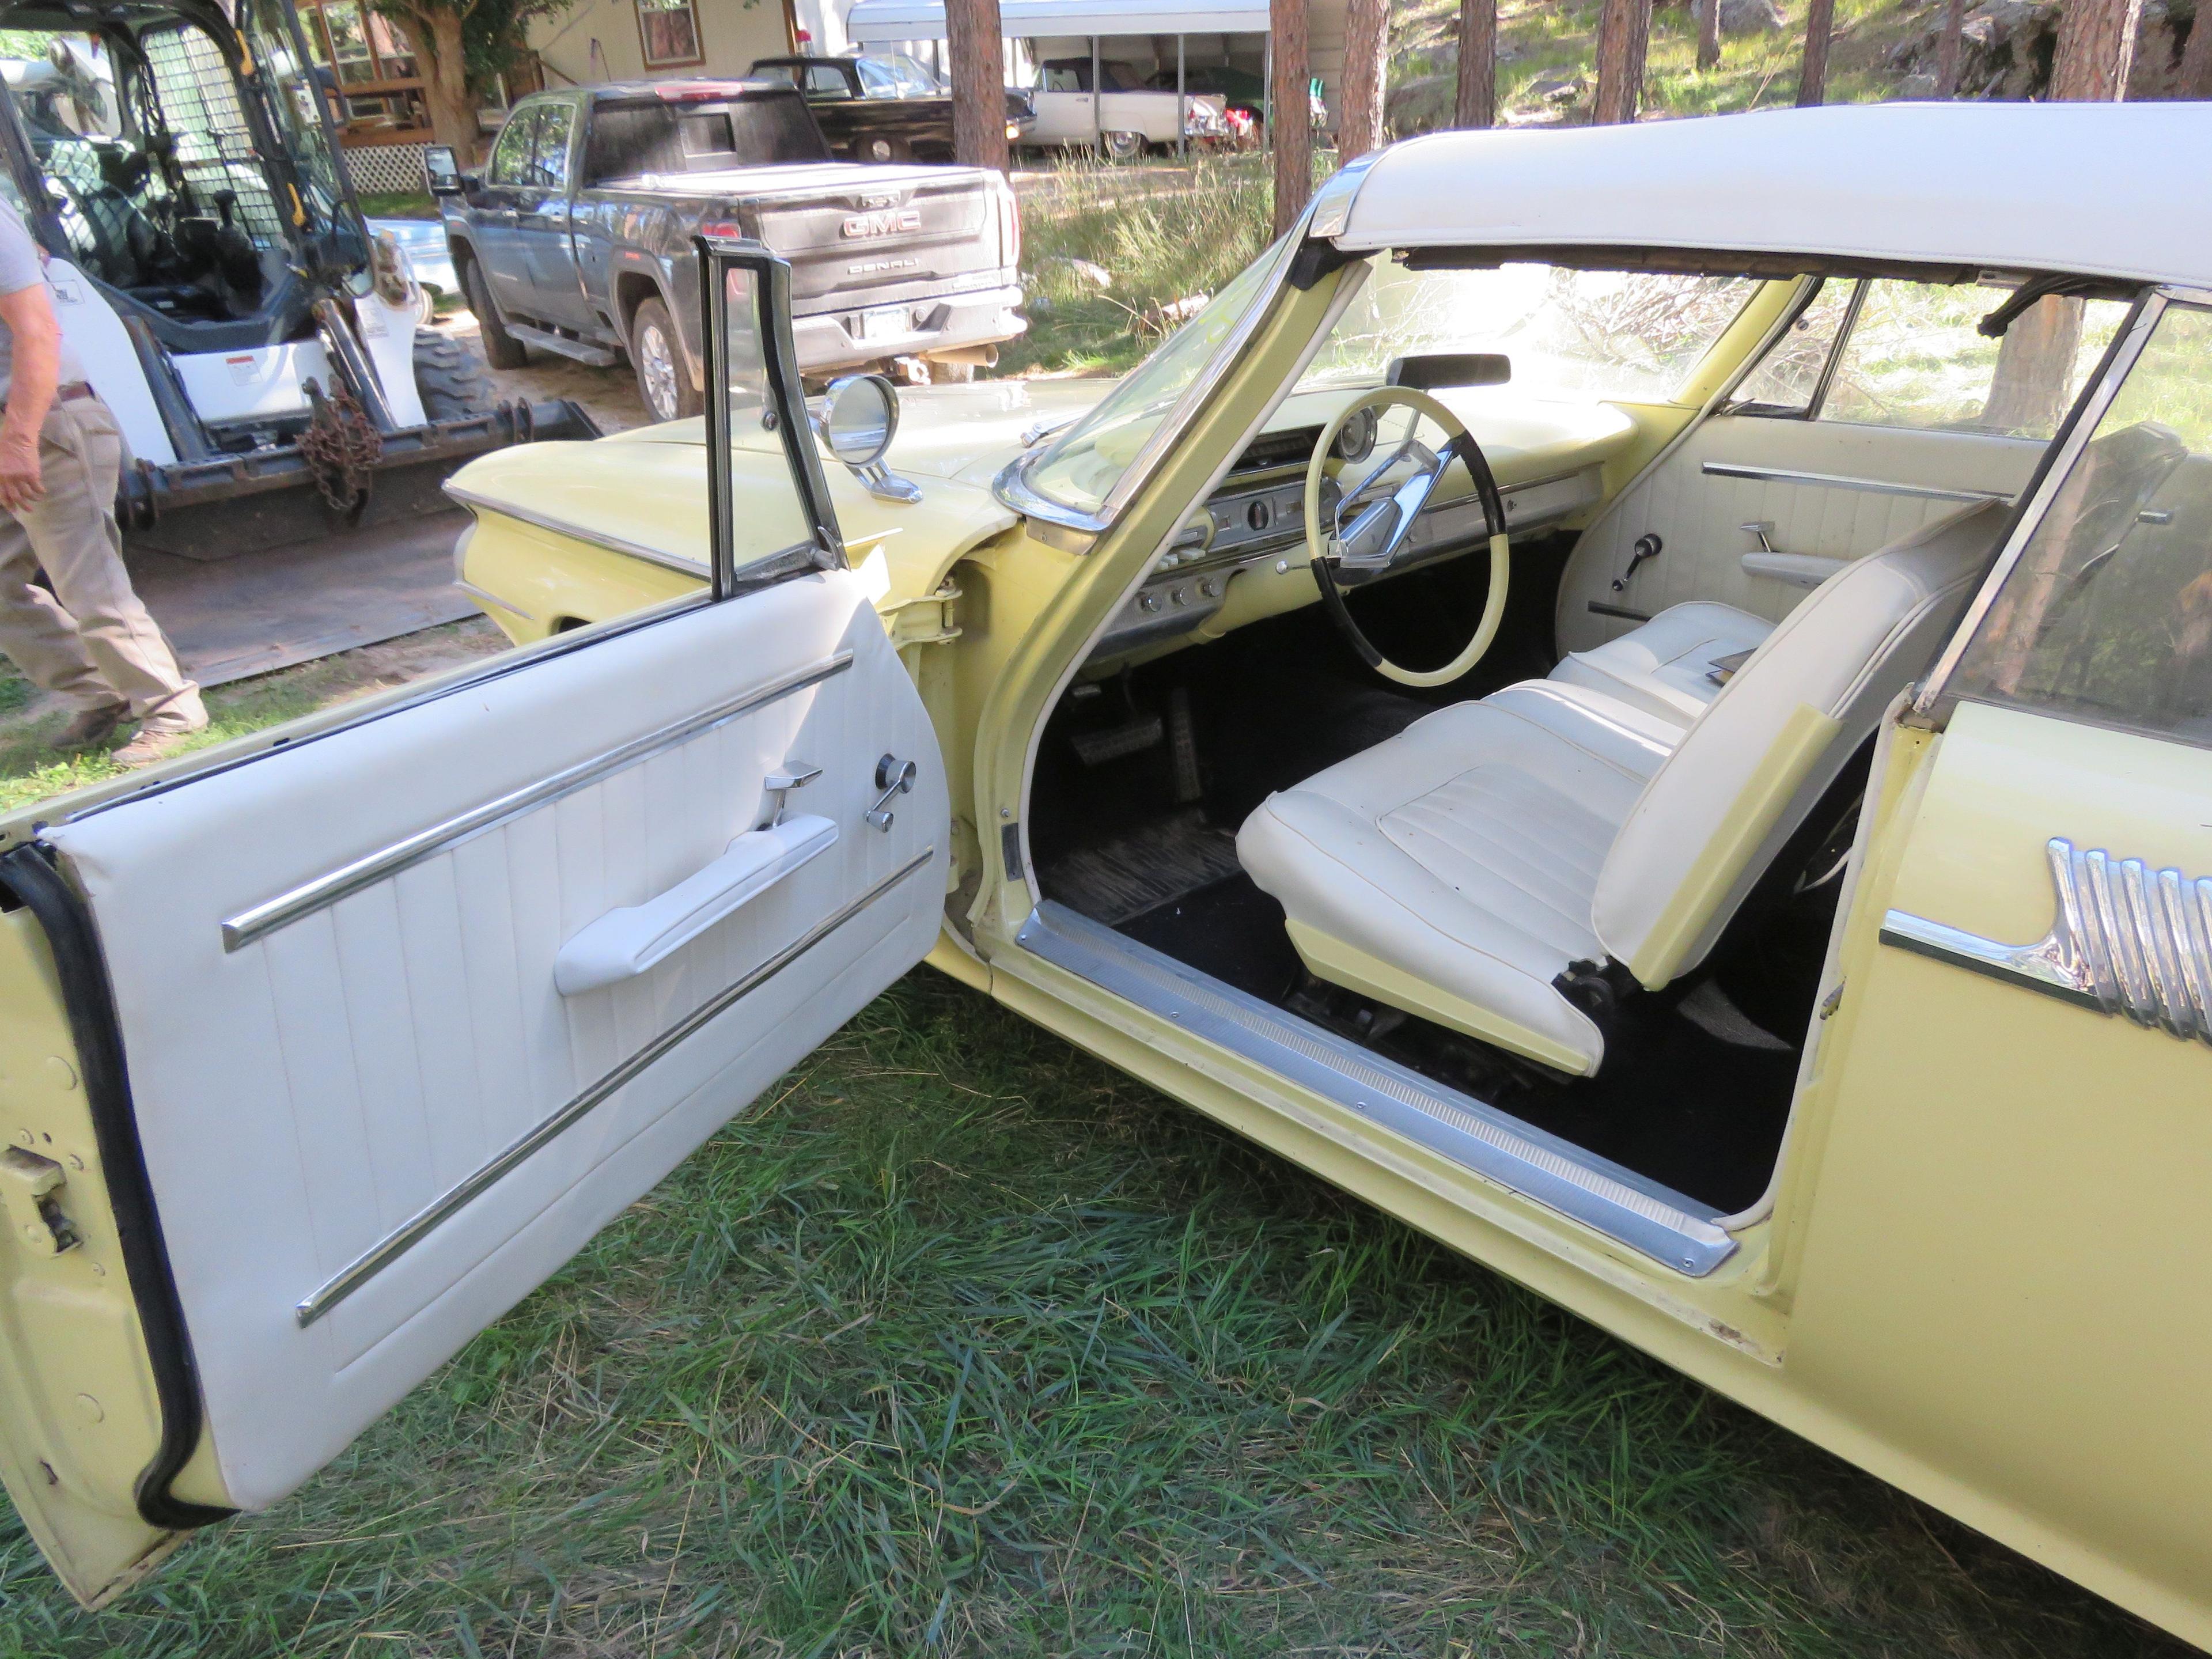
left=1949, top=302, right=2212, bottom=745
left=1732, top=277, right=2130, bottom=440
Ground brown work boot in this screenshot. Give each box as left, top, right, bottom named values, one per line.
left=111, top=709, right=210, bottom=770
left=51, top=702, right=128, bottom=751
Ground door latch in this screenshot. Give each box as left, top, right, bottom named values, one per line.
left=1613, top=532, right=1662, bottom=591
left=866, top=754, right=915, bottom=831
left=757, top=763, right=822, bottom=829
left=1, top=1147, right=81, bottom=1256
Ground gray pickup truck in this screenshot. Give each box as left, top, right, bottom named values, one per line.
left=431, top=81, right=1024, bottom=421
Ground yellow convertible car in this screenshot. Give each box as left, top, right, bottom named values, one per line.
left=0, top=100, right=2207, bottom=1644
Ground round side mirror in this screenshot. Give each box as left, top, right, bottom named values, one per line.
left=821, top=373, right=899, bottom=467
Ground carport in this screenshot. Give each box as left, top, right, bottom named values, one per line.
left=843, top=0, right=1325, bottom=156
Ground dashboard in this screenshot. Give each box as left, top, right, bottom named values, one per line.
left=1091, top=406, right=1618, bottom=662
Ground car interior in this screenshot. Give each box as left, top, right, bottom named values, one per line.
left=1023, top=257, right=2158, bottom=1228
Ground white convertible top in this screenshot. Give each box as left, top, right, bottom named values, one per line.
left=1329, top=103, right=2212, bottom=291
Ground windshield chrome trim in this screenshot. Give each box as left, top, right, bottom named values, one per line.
left=996, top=215, right=1314, bottom=537
left=1912, top=286, right=2170, bottom=719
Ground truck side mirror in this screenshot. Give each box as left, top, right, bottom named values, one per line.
left=423, top=145, right=464, bottom=196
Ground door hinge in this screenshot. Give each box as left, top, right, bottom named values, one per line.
left=883, top=580, right=963, bottom=649
left=1, top=1147, right=82, bottom=1255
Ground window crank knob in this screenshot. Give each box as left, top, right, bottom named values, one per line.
left=866, top=753, right=916, bottom=830
left=1613, top=532, right=1663, bottom=592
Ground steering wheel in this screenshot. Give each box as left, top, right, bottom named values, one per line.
left=1302, top=385, right=1510, bottom=688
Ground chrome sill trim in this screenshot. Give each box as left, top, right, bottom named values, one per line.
left=1699, top=461, right=2012, bottom=504
left=1017, top=902, right=1736, bottom=1277
left=296, top=845, right=934, bottom=1327
left=445, top=482, right=712, bottom=579
left=222, top=650, right=855, bottom=951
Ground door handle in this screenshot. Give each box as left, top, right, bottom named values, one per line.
left=554, top=814, right=839, bottom=995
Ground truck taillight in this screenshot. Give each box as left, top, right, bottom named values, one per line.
left=699, top=220, right=743, bottom=240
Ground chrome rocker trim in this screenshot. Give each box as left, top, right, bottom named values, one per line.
left=1017, top=902, right=1737, bottom=1277
left=1882, top=837, right=2212, bottom=1044
left=222, top=651, right=855, bottom=950
left=296, top=846, right=934, bottom=1327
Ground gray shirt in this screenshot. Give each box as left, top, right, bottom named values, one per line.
left=0, top=196, right=89, bottom=406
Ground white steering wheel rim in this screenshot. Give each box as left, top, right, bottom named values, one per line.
left=1302, top=385, right=1511, bottom=690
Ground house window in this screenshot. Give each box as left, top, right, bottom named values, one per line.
left=636, top=0, right=704, bottom=69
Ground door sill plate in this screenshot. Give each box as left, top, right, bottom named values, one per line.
left=1016, top=902, right=1736, bottom=1278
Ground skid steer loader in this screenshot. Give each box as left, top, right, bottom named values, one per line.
left=0, top=0, right=593, bottom=579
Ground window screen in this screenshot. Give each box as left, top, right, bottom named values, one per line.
left=139, top=24, right=283, bottom=247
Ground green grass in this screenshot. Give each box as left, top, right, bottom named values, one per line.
left=1388, top=0, right=1929, bottom=127
left=0, top=620, right=503, bottom=815
left=0, top=975, right=2179, bottom=1654
left=1004, top=157, right=1278, bottom=378
left=355, top=190, right=438, bottom=221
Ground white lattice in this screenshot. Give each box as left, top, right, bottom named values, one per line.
left=345, top=143, right=432, bottom=197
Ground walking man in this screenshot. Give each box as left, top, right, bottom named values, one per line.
left=0, top=193, right=205, bottom=768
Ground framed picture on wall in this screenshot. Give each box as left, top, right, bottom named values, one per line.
left=635, top=0, right=704, bottom=68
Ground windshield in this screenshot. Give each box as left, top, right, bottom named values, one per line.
left=1021, top=231, right=1294, bottom=517
left=1300, top=259, right=1756, bottom=402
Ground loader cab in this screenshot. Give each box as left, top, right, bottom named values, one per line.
left=0, top=0, right=366, bottom=358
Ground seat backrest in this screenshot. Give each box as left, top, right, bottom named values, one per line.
left=1590, top=498, right=2009, bottom=988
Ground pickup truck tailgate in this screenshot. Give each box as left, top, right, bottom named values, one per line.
left=681, top=163, right=1010, bottom=314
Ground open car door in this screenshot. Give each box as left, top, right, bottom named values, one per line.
left=0, top=241, right=948, bottom=1605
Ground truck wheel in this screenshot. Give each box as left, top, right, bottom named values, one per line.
left=463, top=256, right=528, bottom=370
left=1101, top=130, right=1145, bottom=162
left=862, top=135, right=911, bottom=163
left=631, top=297, right=700, bottom=423
left=414, top=332, right=495, bottom=420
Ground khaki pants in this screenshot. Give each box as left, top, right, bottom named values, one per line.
left=0, top=396, right=203, bottom=729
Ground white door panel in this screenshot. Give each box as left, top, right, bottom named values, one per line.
left=1557, top=415, right=2042, bottom=654
left=45, top=571, right=945, bottom=1511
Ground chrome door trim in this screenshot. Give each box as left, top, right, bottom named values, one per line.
left=1699, top=461, right=2013, bottom=504
left=1914, top=289, right=2169, bottom=718
left=1017, top=902, right=1737, bottom=1277
left=1881, top=837, right=2212, bottom=1044
left=295, top=844, right=934, bottom=1327
left=444, top=482, right=712, bottom=578
left=221, top=650, right=855, bottom=950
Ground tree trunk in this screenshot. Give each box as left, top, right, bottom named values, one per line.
left=1935, top=0, right=1967, bottom=93
left=1339, top=0, right=1388, bottom=160
left=1455, top=0, right=1497, bottom=126
left=1270, top=0, right=1310, bottom=234
left=2183, top=0, right=2212, bottom=97
left=390, top=6, right=478, bottom=159
left=2048, top=0, right=2143, bottom=98
left=946, top=0, right=1008, bottom=173
left=1591, top=0, right=1649, bottom=123
left=1592, top=0, right=1650, bottom=124
left=1695, top=0, right=1721, bottom=72
left=1797, top=0, right=1835, bottom=104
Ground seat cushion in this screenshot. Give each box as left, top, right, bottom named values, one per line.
left=1550, top=601, right=1776, bottom=728
left=1237, top=681, right=1677, bottom=1076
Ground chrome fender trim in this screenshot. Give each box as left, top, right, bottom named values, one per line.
left=1882, top=837, right=2212, bottom=1044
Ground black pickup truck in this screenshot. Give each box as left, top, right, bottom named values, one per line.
left=432, top=81, right=1023, bottom=421
left=747, top=52, right=1036, bottom=164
